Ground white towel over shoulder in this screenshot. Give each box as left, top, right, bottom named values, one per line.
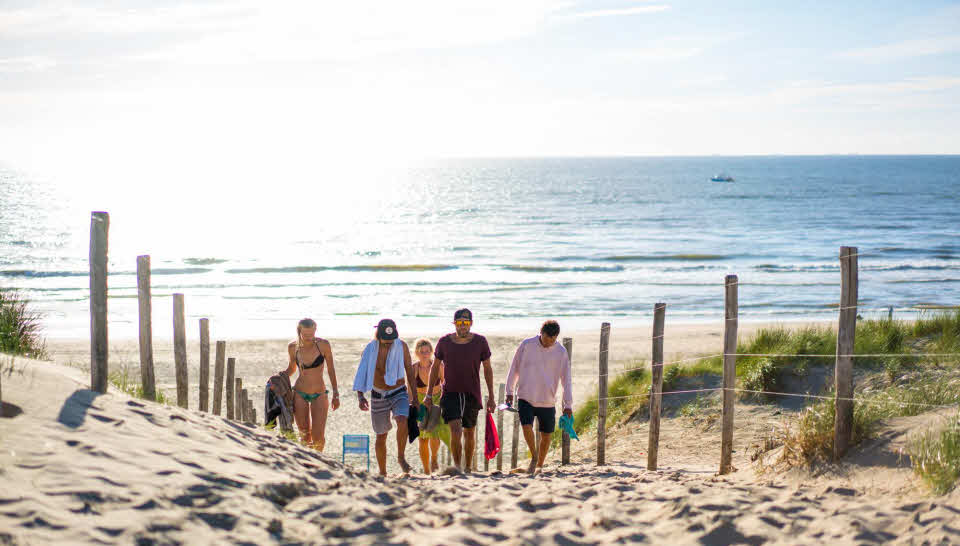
left=352, top=340, right=406, bottom=393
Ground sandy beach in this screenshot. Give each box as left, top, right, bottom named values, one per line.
left=3, top=339, right=959, bottom=545
left=41, top=321, right=831, bottom=472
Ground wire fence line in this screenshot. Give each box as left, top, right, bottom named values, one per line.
left=570, top=350, right=960, bottom=381
left=596, top=386, right=960, bottom=411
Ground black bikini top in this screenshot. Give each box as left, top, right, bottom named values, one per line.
left=414, top=362, right=436, bottom=389
left=296, top=341, right=325, bottom=371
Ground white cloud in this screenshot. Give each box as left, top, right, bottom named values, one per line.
left=559, top=5, right=670, bottom=19
left=837, top=36, right=960, bottom=62
left=0, top=1, right=567, bottom=64
left=0, top=56, right=57, bottom=72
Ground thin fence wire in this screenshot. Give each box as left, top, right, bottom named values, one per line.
left=595, top=386, right=960, bottom=411
left=574, top=350, right=960, bottom=380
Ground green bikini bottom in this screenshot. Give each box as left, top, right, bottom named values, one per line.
left=296, top=390, right=329, bottom=403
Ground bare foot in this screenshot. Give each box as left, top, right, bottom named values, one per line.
left=398, top=458, right=411, bottom=474
left=527, top=458, right=537, bottom=474
left=431, top=459, right=439, bottom=472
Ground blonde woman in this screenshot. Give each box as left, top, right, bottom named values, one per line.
left=413, top=338, right=450, bottom=473
left=285, top=318, right=339, bottom=451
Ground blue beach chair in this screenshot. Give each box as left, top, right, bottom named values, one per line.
left=342, top=434, right=370, bottom=471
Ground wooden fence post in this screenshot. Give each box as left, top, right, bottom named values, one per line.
left=172, top=293, right=188, bottom=408
left=597, top=322, right=611, bottom=466
left=511, top=408, right=520, bottom=469
left=199, top=319, right=210, bottom=412
left=212, top=341, right=226, bottom=415
left=235, top=377, right=243, bottom=422
left=89, top=211, right=109, bottom=394
left=647, top=303, right=666, bottom=471
left=561, top=337, right=573, bottom=465
left=136, top=255, right=156, bottom=401
left=720, top=275, right=738, bottom=474
left=496, top=383, right=505, bottom=471
left=240, top=388, right=248, bottom=422
left=225, top=357, right=236, bottom=419
left=834, top=246, right=858, bottom=459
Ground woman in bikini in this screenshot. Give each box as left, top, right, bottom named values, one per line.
left=285, top=318, right=339, bottom=451
left=413, top=338, right=450, bottom=474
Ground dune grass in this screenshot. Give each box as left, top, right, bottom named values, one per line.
left=569, top=312, right=960, bottom=446
left=778, top=371, right=960, bottom=468
left=0, top=288, right=47, bottom=359
left=909, top=412, right=960, bottom=494
left=571, top=358, right=723, bottom=437
left=108, top=364, right=169, bottom=404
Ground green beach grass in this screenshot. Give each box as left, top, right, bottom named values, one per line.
left=569, top=311, right=960, bottom=464
left=108, top=364, right=170, bottom=405
left=909, top=412, right=960, bottom=494
left=0, top=287, right=47, bottom=359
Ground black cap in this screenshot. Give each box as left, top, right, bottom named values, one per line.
left=376, top=318, right=398, bottom=340
left=454, top=308, right=472, bottom=321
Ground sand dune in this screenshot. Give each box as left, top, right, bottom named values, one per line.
left=2, top=353, right=959, bottom=544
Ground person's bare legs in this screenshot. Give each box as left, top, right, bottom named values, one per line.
left=395, top=416, right=410, bottom=474
left=308, top=394, right=329, bottom=452
left=375, top=432, right=389, bottom=476
left=448, top=419, right=463, bottom=468
left=418, top=437, right=431, bottom=474
left=521, top=424, right=538, bottom=473
left=293, top=394, right=313, bottom=445
left=429, top=438, right=440, bottom=472
left=463, top=426, right=476, bottom=472
left=537, top=430, right=552, bottom=468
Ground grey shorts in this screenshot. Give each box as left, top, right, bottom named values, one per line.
left=371, top=389, right=409, bottom=435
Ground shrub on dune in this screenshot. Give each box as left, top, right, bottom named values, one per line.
left=0, top=288, right=46, bottom=359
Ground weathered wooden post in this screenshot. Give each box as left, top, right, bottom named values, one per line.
left=172, top=293, right=188, bottom=408
left=561, top=337, right=573, bottom=465
left=89, top=211, right=109, bottom=394
left=484, top=404, right=491, bottom=471
left=235, top=377, right=243, bottom=421
left=199, top=319, right=210, bottom=412
left=720, top=275, right=738, bottom=474
left=212, top=341, right=226, bottom=415
left=240, top=388, right=249, bottom=422
left=496, top=383, right=505, bottom=471
left=511, top=404, right=520, bottom=469
left=225, top=357, right=236, bottom=419
left=136, top=255, right=156, bottom=400
left=647, top=303, right=666, bottom=470
left=597, top=322, right=611, bottom=466
left=834, top=246, right=858, bottom=459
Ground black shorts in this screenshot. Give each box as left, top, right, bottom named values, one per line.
left=440, top=392, right=482, bottom=429
left=518, top=399, right=556, bottom=433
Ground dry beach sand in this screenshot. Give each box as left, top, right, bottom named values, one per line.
left=2, top=321, right=959, bottom=544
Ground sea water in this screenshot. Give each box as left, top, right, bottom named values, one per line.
left=1, top=156, right=958, bottom=339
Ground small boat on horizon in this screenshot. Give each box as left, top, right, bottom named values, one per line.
left=711, top=173, right=734, bottom=182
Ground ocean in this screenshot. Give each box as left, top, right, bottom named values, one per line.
left=1, top=156, right=959, bottom=340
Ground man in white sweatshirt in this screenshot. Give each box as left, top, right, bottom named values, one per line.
left=505, top=320, right=573, bottom=474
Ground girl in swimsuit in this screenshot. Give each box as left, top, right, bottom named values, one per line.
left=286, top=318, right=339, bottom=451
left=413, top=338, right=450, bottom=474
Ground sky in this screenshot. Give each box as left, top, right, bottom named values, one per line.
left=1, top=0, right=959, bottom=185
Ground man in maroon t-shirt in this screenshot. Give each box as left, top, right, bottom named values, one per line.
left=424, top=308, right=494, bottom=472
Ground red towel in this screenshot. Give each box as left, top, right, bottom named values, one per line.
left=484, top=411, right=500, bottom=460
